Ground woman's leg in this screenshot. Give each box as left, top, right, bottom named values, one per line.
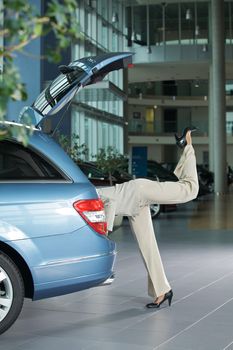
left=98, top=133, right=198, bottom=304
left=135, top=144, right=199, bottom=208
left=128, top=206, right=171, bottom=299
left=127, top=139, right=198, bottom=303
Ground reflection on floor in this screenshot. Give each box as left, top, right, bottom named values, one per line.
left=189, top=193, right=233, bottom=230
left=2, top=194, right=233, bottom=350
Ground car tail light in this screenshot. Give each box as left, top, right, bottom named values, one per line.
left=73, top=199, right=107, bottom=235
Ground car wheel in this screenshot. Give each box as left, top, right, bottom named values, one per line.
left=150, top=204, right=161, bottom=218
left=0, top=252, right=24, bottom=335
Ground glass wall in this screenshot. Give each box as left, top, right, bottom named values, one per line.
left=180, top=2, right=195, bottom=44
left=225, top=1, right=233, bottom=44
left=133, top=6, right=147, bottom=47
left=128, top=80, right=208, bottom=98
left=126, top=1, right=209, bottom=47
left=149, top=5, right=163, bottom=46
left=72, top=0, right=126, bottom=157
left=72, top=110, right=124, bottom=158
left=196, top=1, right=208, bottom=44
left=226, top=112, right=233, bottom=135
left=165, top=4, right=179, bottom=45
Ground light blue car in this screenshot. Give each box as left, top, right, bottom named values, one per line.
left=0, top=52, right=133, bottom=334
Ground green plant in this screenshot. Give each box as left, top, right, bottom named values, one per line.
left=0, top=0, right=82, bottom=142
left=56, top=132, right=88, bottom=163
left=93, top=146, right=128, bottom=186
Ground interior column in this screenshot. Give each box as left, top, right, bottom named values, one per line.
left=211, top=0, right=227, bottom=194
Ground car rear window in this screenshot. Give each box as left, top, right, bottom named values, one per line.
left=0, top=141, right=64, bottom=180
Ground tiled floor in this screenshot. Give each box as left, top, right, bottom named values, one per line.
left=2, top=195, right=233, bottom=350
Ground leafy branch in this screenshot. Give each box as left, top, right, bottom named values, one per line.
left=0, top=0, right=83, bottom=141
left=56, top=132, right=89, bottom=163
left=93, top=146, right=128, bottom=186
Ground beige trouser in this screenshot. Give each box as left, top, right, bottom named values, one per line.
left=99, top=145, right=199, bottom=299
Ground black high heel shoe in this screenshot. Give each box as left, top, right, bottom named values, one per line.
left=175, top=126, right=197, bottom=149
left=146, top=289, right=173, bottom=309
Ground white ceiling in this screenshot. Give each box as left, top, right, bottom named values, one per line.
left=128, top=62, right=233, bottom=83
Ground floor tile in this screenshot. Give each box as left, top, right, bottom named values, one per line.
left=2, top=196, right=233, bottom=349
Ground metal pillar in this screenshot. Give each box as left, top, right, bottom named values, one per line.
left=208, top=65, right=214, bottom=172
left=211, top=0, right=227, bottom=194
left=123, top=68, right=129, bottom=154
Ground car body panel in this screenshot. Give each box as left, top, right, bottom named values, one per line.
left=147, top=160, right=178, bottom=182
left=23, top=131, right=90, bottom=183
left=0, top=183, right=96, bottom=238
left=0, top=130, right=116, bottom=300
left=2, top=224, right=115, bottom=300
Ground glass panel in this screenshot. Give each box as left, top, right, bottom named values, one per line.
left=181, top=2, right=195, bottom=44
left=225, top=1, right=231, bottom=44
left=119, top=127, right=123, bottom=154
left=125, top=6, right=132, bottom=47
left=84, top=117, right=89, bottom=148
left=196, top=2, right=209, bottom=44
left=101, top=0, right=108, bottom=21
left=112, top=29, right=118, bottom=51
left=113, top=125, right=117, bottom=148
left=101, top=19, right=108, bottom=49
left=84, top=10, right=92, bottom=37
left=133, top=6, right=147, bottom=46
left=226, top=112, right=233, bottom=135
left=231, top=2, right=233, bottom=44
left=163, top=81, right=177, bottom=96
left=84, top=41, right=92, bottom=56
left=165, top=4, right=179, bottom=45
left=128, top=80, right=210, bottom=98
left=164, top=109, right=177, bottom=132
left=112, top=1, right=120, bottom=31
left=102, top=123, right=108, bottom=149
left=149, top=5, right=163, bottom=46
left=226, top=81, right=233, bottom=95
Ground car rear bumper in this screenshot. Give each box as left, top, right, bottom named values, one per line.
left=32, top=250, right=116, bottom=300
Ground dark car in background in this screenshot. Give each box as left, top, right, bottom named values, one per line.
left=162, top=162, right=216, bottom=197
left=145, top=160, right=178, bottom=217
left=78, top=162, right=114, bottom=186
left=78, top=162, right=133, bottom=186
left=197, top=164, right=233, bottom=193
left=196, top=165, right=214, bottom=195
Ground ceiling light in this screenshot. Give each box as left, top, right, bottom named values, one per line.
left=112, top=12, right=119, bottom=23
left=186, top=9, right=192, bottom=20
left=154, top=105, right=157, bottom=109
left=131, top=32, right=137, bottom=41
left=195, top=80, right=199, bottom=88
left=202, top=44, right=208, bottom=52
